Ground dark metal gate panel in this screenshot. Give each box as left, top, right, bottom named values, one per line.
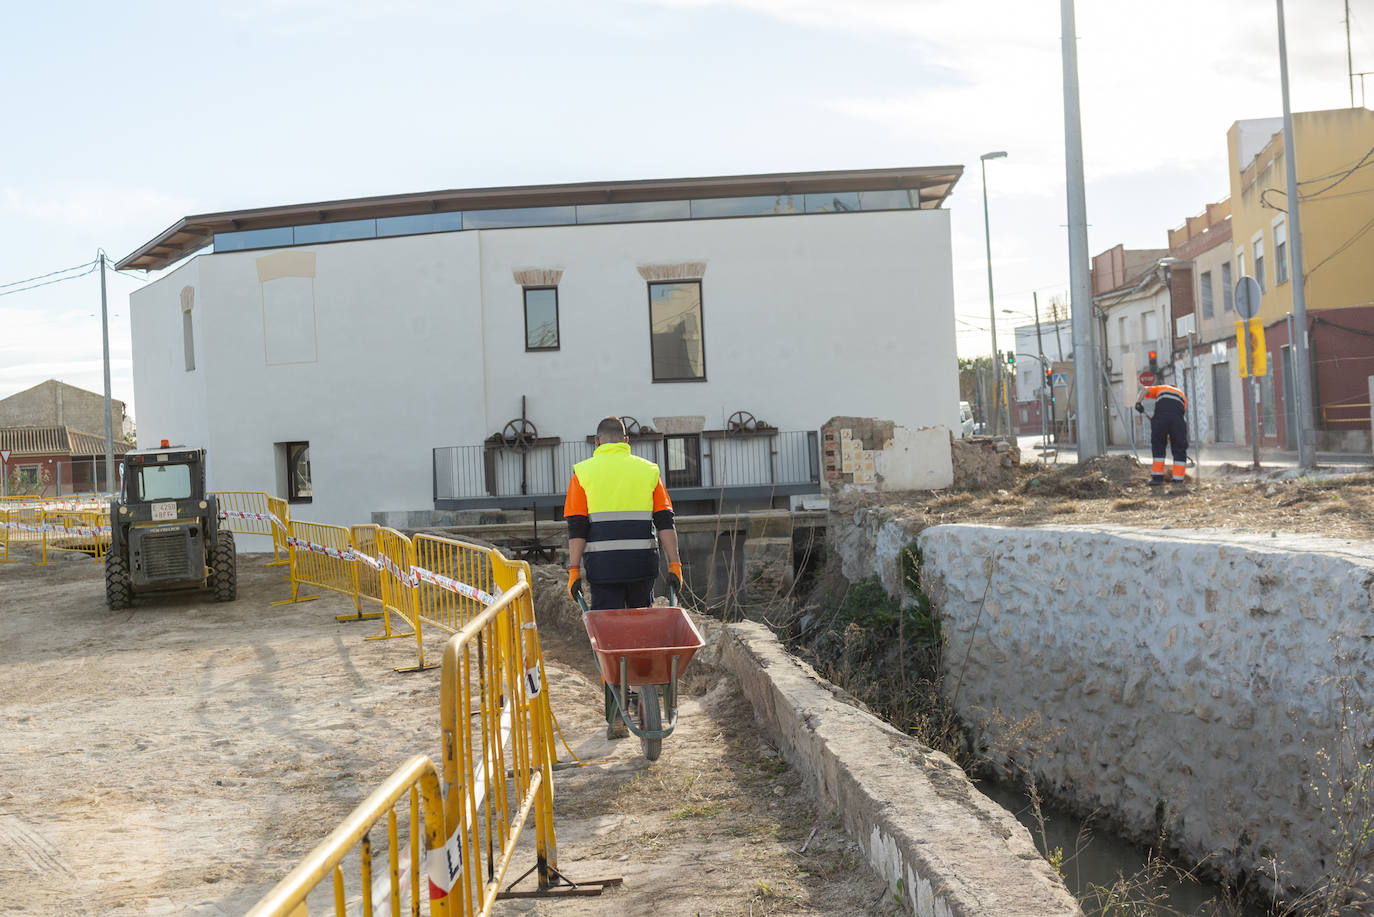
left=1281, top=346, right=1297, bottom=450
left=1212, top=363, right=1234, bottom=443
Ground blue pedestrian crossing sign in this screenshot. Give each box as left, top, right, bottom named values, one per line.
left=1051, top=372, right=1068, bottom=388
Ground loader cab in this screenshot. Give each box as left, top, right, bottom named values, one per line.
left=121, top=443, right=207, bottom=507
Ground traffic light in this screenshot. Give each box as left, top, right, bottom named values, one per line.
left=1045, top=368, right=1055, bottom=403
left=1147, top=350, right=1158, bottom=373
left=1006, top=351, right=1016, bottom=366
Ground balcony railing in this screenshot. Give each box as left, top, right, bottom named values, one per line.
left=433, top=430, right=821, bottom=507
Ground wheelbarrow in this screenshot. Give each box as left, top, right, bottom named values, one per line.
left=576, top=590, right=705, bottom=761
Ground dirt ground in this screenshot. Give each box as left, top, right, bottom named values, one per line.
left=852, top=455, right=1374, bottom=543
left=0, top=551, right=898, bottom=916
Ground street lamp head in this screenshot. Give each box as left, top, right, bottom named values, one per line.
left=981, top=151, right=1008, bottom=161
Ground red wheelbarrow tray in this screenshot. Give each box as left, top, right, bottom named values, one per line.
left=582, top=605, right=705, bottom=687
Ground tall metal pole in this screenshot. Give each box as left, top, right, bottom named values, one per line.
left=1348, top=0, right=1356, bottom=108
left=1277, top=0, right=1316, bottom=468
left=1034, top=292, right=1049, bottom=450
left=981, top=152, right=1008, bottom=437
left=1061, top=0, right=1104, bottom=458
left=100, top=250, right=115, bottom=492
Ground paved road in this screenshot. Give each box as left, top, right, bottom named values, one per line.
left=1013, top=433, right=1373, bottom=476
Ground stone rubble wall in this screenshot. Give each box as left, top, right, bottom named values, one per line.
left=912, top=523, right=1374, bottom=892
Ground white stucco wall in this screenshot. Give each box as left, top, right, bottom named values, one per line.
left=129, top=258, right=212, bottom=465
left=128, top=209, right=959, bottom=528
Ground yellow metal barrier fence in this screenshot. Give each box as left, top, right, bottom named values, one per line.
left=273, top=520, right=361, bottom=613
left=0, top=502, right=110, bottom=565
left=244, top=754, right=450, bottom=917
left=373, top=527, right=426, bottom=670
left=436, top=573, right=560, bottom=913
left=411, top=535, right=502, bottom=637
left=250, top=566, right=564, bottom=916
left=213, top=491, right=291, bottom=567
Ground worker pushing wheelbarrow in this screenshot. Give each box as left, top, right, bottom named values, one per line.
left=564, top=415, right=704, bottom=760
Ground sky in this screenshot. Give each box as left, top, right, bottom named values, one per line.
left=1, top=0, right=1370, bottom=423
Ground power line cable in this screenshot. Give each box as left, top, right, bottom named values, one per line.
left=0, top=261, right=100, bottom=298
left=0, top=258, right=98, bottom=290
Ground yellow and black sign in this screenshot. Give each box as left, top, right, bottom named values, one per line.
left=1236, top=318, right=1267, bottom=377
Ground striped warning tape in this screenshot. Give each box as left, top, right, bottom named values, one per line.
left=0, top=521, right=110, bottom=537
left=409, top=565, right=501, bottom=606
left=284, top=535, right=353, bottom=562
left=218, top=509, right=289, bottom=532
left=248, top=520, right=502, bottom=607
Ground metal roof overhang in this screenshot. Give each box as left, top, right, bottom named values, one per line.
left=116, top=165, right=964, bottom=272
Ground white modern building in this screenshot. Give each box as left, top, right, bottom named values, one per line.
left=118, top=167, right=964, bottom=531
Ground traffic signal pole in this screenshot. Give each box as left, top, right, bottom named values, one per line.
left=1034, top=293, right=1050, bottom=454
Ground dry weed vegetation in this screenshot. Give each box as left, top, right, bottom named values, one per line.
left=916, top=455, right=1374, bottom=540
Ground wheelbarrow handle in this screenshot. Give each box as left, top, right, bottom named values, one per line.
left=574, top=586, right=676, bottom=612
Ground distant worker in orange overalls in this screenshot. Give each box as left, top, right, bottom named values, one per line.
left=1135, top=384, right=1189, bottom=486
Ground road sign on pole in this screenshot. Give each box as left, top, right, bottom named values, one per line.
left=1235, top=275, right=1262, bottom=320
left=1236, top=319, right=1268, bottom=376
left=1137, top=371, right=1157, bottom=387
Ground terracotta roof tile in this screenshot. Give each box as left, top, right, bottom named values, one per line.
left=0, top=426, right=132, bottom=457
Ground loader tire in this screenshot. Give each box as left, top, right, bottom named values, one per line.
left=105, top=550, right=132, bottom=611
left=211, top=531, right=237, bottom=603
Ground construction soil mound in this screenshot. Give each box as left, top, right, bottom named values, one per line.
left=1015, top=454, right=1143, bottom=498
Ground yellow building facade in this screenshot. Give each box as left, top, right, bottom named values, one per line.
left=1226, top=108, right=1374, bottom=449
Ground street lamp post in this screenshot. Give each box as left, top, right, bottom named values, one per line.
left=981, top=151, right=1008, bottom=437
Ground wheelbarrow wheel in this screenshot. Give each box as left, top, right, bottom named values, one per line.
left=638, top=685, right=662, bottom=761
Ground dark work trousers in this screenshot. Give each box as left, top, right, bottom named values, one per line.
left=1150, top=411, right=1189, bottom=482
left=589, top=579, right=654, bottom=611
left=588, top=579, right=654, bottom=725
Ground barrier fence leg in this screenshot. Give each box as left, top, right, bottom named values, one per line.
left=336, top=555, right=381, bottom=623
left=34, top=530, right=55, bottom=567
left=392, top=593, right=433, bottom=674
left=524, top=620, right=560, bottom=890
left=269, top=541, right=319, bottom=606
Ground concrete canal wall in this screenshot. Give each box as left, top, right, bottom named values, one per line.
left=833, top=509, right=1374, bottom=892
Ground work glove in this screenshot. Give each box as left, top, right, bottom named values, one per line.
left=567, top=566, right=585, bottom=605
left=666, top=562, right=683, bottom=599
left=1134, top=402, right=1145, bottom=414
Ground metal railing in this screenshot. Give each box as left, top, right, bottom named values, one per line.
left=1320, top=401, right=1372, bottom=427
left=433, top=430, right=820, bottom=501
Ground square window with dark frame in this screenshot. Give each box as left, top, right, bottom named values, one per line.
left=648, top=281, right=706, bottom=382
left=664, top=434, right=701, bottom=488
left=523, top=287, right=560, bottom=351
left=283, top=441, right=312, bottom=503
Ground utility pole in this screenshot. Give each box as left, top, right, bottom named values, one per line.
left=100, top=250, right=115, bottom=493
left=1277, top=0, right=1316, bottom=469
left=1034, top=292, right=1049, bottom=450
left=1061, top=0, right=1104, bottom=458
left=981, top=151, right=1009, bottom=437
left=1348, top=0, right=1356, bottom=108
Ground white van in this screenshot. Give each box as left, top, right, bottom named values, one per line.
left=958, top=402, right=975, bottom=438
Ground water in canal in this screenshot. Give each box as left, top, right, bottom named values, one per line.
left=978, top=781, right=1272, bottom=916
